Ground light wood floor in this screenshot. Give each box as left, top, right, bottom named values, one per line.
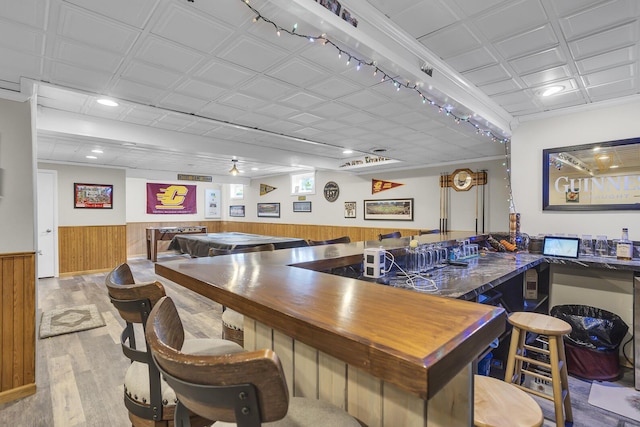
left=0, top=254, right=638, bottom=426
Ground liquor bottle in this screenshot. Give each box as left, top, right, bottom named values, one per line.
left=616, top=228, right=633, bottom=261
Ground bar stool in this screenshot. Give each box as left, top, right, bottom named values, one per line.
left=504, top=312, right=573, bottom=427
left=474, top=374, right=543, bottom=427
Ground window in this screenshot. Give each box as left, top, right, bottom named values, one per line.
left=230, top=183, right=244, bottom=199
left=291, top=171, right=315, bottom=195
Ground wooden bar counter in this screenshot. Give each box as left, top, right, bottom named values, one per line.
left=156, top=237, right=507, bottom=426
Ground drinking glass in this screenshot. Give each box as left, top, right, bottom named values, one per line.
left=595, top=235, right=608, bottom=257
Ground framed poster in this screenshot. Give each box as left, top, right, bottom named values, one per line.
left=364, top=198, right=413, bottom=221
left=229, top=205, right=245, bottom=217
left=344, top=201, right=356, bottom=218
left=293, top=201, right=312, bottom=212
left=543, top=136, right=640, bottom=211
left=204, top=189, right=221, bottom=218
left=257, top=203, right=280, bottom=218
left=74, top=183, right=113, bottom=209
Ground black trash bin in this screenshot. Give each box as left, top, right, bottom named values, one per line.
left=551, top=304, right=629, bottom=381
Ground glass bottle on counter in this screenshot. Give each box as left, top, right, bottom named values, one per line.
left=616, top=228, right=633, bottom=261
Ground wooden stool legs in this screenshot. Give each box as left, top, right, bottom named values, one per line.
left=504, top=313, right=573, bottom=427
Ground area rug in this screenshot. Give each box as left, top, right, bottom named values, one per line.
left=39, top=304, right=106, bottom=338
left=588, top=380, right=640, bottom=422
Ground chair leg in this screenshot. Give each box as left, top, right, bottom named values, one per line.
left=548, top=336, right=566, bottom=427
left=175, top=401, right=192, bottom=427
left=558, top=336, right=573, bottom=423
left=504, top=326, right=521, bottom=384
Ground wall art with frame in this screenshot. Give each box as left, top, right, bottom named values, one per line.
left=229, top=205, right=245, bottom=217
left=257, top=202, right=280, bottom=218
left=74, top=183, right=113, bottom=209
left=363, top=198, right=413, bottom=221
left=293, top=201, right=312, bottom=212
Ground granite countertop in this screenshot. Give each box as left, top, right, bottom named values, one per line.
left=372, top=251, right=546, bottom=301
left=544, top=254, right=640, bottom=272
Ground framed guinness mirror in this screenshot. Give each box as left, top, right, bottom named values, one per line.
left=542, top=136, right=640, bottom=211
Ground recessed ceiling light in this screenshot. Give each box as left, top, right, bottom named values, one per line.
left=251, top=167, right=259, bottom=171
left=343, top=149, right=353, bottom=154
left=91, top=149, right=103, bottom=154
left=86, top=155, right=98, bottom=159
left=97, top=98, right=118, bottom=107
left=540, top=86, right=564, bottom=97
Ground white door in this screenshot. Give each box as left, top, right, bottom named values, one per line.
left=37, top=170, right=57, bottom=278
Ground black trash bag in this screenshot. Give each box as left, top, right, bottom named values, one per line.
left=550, top=304, right=628, bottom=351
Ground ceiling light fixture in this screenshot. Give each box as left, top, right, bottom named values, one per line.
left=343, top=149, right=353, bottom=154
left=540, top=86, right=564, bottom=97
left=229, top=159, right=239, bottom=176
left=97, top=98, right=118, bottom=107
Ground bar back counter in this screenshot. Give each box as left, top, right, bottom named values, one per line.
left=156, top=233, right=546, bottom=426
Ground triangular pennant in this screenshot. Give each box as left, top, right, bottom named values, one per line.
left=260, top=183, right=277, bottom=196
left=372, top=179, right=404, bottom=194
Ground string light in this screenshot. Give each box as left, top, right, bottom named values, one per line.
left=236, top=0, right=509, bottom=143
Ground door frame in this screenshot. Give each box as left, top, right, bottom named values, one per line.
left=37, top=169, right=59, bottom=278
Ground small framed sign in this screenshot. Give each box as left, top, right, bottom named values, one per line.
left=344, top=201, right=356, bottom=218
left=229, top=205, right=245, bottom=217
left=293, top=201, right=312, bottom=212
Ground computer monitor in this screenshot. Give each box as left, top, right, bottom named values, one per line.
left=542, top=236, right=581, bottom=259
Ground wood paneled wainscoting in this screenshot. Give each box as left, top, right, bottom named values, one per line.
left=126, top=220, right=429, bottom=258
left=0, top=252, right=36, bottom=404
left=58, top=225, right=127, bottom=275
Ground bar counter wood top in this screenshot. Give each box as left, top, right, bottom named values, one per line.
left=156, top=234, right=507, bottom=403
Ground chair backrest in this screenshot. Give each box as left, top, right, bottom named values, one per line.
left=378, top=231, right=401, bottom=240
left=308, top=236, right=351, bottom=246
left=209, top=243, right=276, bottom=257
left=418, top=229, right=440, bottom=235
left=106, top=262, right=166, bottom=324
left=146, top=296, right=290, bottom=425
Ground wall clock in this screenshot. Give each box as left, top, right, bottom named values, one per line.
left=451, top=169, right=474, bottom=191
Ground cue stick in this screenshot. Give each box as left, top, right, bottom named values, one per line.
left=475, top=170, right=479, bottom=233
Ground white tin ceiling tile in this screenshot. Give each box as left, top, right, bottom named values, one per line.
left=159, top=93, right=209, bottom=113
left=255, top=103, right=298, bottom=119
left=280, top=92, right=326, bottom=109
left=217, top=92, right=269, bottom=111
left=58, top=5, right=139, bottom=52
left=509, top=46, right=566, bottom=75
left=54, top=39, right=122, bottom=73
left=450, top=0, right=511, bottom=17
left=365, top=101, right=412, bottom=118
left=0, top=46, right=41, bottom=80
left=568, top=22, right=637, bottom=59
left=174, top=79, right=226, bottom=101
left=313, top=120, right=349, bottom=131
left=558, top=0, right=638, bottom=40
left=293, top=127, right=324, bottom=138
left=135, top=36, right=203, bottom=73
left=264, top=120, right=303, bottom=133
left=0, top=20, right=43, bottom=54
left=575, top=46, right=635, bottom=74
left=473, top=0, right=549, bottom=41
left=493, top=24, right=558, bottom=59
left=63, top=0, right=159, bottom=28
left=238, top=77, right=296, bottom=101
left=307, top=76, right=361, bottom=98
left=367, top=0, right=426, bottom=17
left=446, top=46, right=498, bottom=73
left=216, top=35, right=289, bottom=73
left=548, top=0, right=609, bottom=18
left=583, top=63, right=635, bottom=86
left=390, top=1, right=459, bottom=38
left=462, top=63, right=511, bottom=86
left=309, top=102, right=354, bottom=118
left=338, top=111, right=377, bottom=124
left=538, top=89, right=585, bottom=107
left=520, top=65, right=571, bottom=87
left=479, top=78, right=523, bottom=96
left=0, top=0, right=46, bottom=28
left=418, top=23, right=481, bottom=60
left=49, top=62, right=112, bottom=91
left=111, top=78, right=166, bottom=104
left=199, top=102, right=247, bottom=122
left=586, top=78, right=636, bottom=100
left=121, top=61, right=183, bottom=89
left=195, top=60, right=254, bottom=88
left=151, top=4, right=234, bottom=53
left=490, top=90, right=536, bottom=107
left=267, top=57, right=326, bottom=88
left=300, top=43, right=361, bottom=75
left=188, top=0, right=251, bottom=27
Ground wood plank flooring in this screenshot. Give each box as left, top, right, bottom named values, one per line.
left=0, top=253, right=638, bottom=426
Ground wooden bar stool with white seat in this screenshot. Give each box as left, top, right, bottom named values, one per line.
left=504, top=312, right=573, bottom=427
left=474, top=374, right=543, bottom=427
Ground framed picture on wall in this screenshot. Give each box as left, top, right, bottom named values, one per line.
left=229, top=205, right=245, bottom=217
left=293, top=201, right=312, bottom=212
left=74, top=183, right=113, bottom=209
left=364, top=198, right=413, bottom=221
left=257, top=203, right=280, bottom=218
left=344, top=201, right=356, bottom=218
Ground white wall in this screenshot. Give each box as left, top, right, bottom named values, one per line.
left=38, top=163, right=126, bottom=226
left=0, top=98, right=35, bottom=253
left=214, top=158, right=510, bottom=233
left=511, top=99, right=640, bottom=241
left=127, top=177, right=222, bottom=222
